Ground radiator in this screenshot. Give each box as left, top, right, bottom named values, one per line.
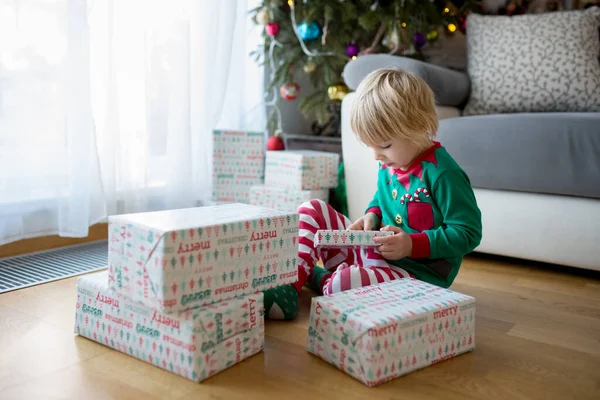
left=0, top=241, right=107, bottom=294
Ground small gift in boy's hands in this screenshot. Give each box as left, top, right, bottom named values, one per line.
left=314, top=229, right=394, bottom=248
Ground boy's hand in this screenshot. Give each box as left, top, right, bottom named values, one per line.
left=347, top=212, right=381, bottom=231
left=373, top=226, right=413, bottom=260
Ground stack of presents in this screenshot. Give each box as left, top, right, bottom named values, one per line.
left=75, top=203, right=300, bottom=382
left=74, top=130, right=476, bottom=386
left=212, top=129, right=339, bottom=210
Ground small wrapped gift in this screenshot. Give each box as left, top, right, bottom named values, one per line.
left=249, top=185, right=329, bottom=212
left=212, top=130, right=265, bottom=203
left=313, top=230, right=393, bottom=248
left=264, top=150, right=339, bottom=191
left=307, top=279, right=476, bottom=387
left=212, top=187, right=256, bottom=204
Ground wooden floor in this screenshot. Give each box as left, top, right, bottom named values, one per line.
left=0, top=255, right=599, bottom=400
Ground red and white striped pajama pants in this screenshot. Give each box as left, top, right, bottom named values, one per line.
left=297, top=199, right=413, bottom=295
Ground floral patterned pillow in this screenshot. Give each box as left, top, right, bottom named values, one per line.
left=463, top=7, right=600, bottom=116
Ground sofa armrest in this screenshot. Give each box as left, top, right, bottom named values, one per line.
left=342, top=54, right=470, bottom=107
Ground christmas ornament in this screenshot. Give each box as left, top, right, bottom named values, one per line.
left=266, top=22, right=279, bottom=37
left=327, top=84, right=350, bottom=102
left=267, top=133, right=285, bottom=151
left=297, top=21, right=321, bottom=41
left=426, top=30, right=439, bottom=42
left=280, top=82, right=300, bottom=100
left=412, top=32, right=426, bottom=49
left=458, top=16, right=467, bottom=34
left=382, top=28, right=400, bottom=50
left=303, top=62, right=316, bottom=73
left=255, top=8, right=270, bottom=25
left=345, top=43, right=360, bottom=58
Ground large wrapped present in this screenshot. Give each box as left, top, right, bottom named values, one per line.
left=264, top=150, right=339, bottom=191
left=108, top=203, right=299, bottom=313
left=75, top=272, right=264, bottom=382
left=314, top=230, right=393, bottom=249
left=213, top=130, right=265, bottom=203
left=249, top=185, right=329, bottom=212
left=306, top=279, right=476, bottom=387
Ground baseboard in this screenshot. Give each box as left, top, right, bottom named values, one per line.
left=0, top=223, right=108, bottom=259
left=468, top=252, right=600, bottom=279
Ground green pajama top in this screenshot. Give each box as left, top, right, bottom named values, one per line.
left=366, top=142, right=482, bottom=288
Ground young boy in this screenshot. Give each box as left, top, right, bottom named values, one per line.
left=263, top=68, right=482, bottom=320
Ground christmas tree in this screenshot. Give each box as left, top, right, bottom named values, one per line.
left=251, top=0, right=480, bottom=135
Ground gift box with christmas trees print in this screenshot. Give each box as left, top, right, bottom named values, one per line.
left=249, top=185, right=329, bottom=212
left=264, top=150, right=339, bottom=191
left=212, top=130, right=266, bottom=204
left=313, top=230, right=393, bottom=248
left=306, top=279, right=476, bottom=387
left=108, top=203, right=299, bottom=314
left=75, top=272, right=264, bottom=383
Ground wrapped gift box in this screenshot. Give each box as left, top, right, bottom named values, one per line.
left=75, top=272, right=264, bottom=382
left=264, top=150, right=339, bottom=191
left=108, top=203, right=299, bottom=313
left=314, top=230, right=393, bottom=248
left=306, top=279, right=476, bottom=387
left=212, top=187, right=255, bottom=204
left=249, top=185, right=329, bottom=212
left=212, top=130, right=266, bottom=203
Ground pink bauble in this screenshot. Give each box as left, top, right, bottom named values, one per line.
left=266, top=22, right=279, bottom=37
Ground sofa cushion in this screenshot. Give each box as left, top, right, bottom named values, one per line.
left=436, top=112, right=600, bottom=199
left=464, top=7, right=600, bottom=116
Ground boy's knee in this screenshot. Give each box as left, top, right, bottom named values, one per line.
left=297, top=199, right=328, bottom=214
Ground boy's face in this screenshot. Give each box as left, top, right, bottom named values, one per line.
left=370, top=137, right=423, bottom=170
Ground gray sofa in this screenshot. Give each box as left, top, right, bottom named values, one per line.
left=340, top=54, right=600, bottom=271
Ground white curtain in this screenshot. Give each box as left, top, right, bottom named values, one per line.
left=0, top=0, right=266, bottom=245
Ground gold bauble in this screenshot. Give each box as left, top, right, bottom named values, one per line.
left=426, top=30, right=439, bottom=42
left=327, top=84, right=350, bottom=101
left=255, top=8, right=270, bottom=25
left=303, top=62, right=316, bottom=73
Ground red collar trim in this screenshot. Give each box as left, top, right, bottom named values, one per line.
left=382, top=141, right=441, bottom=190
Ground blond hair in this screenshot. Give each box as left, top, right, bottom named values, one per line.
left=350, top=68, right=438, bottom=149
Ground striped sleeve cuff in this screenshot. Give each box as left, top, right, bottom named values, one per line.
left=366, top=207, right=382, bottom=218
left=409, top=233, right=431, bottom=259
